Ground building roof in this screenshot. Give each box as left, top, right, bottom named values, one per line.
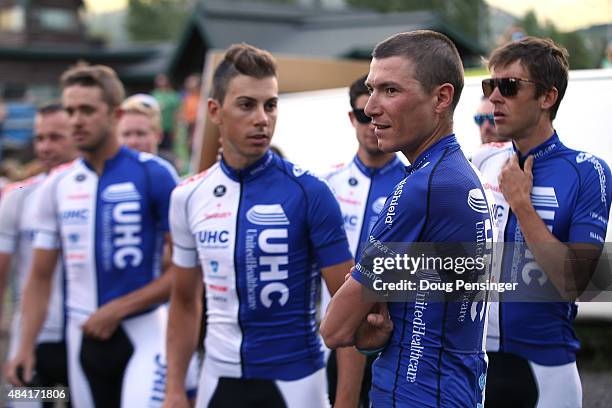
left=168, top=0, right=486, bottom=77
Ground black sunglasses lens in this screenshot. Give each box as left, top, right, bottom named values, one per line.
left=482, top=80, right=494, bottom=97
left=353, top=109, right=371, bottom=124
left=498, top=78, right=516, bottom=97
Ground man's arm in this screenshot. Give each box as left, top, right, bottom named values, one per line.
left=0, top=252, right=12, bottom=322
left=500, top=155, right=602, bottom=300
left=5, top=248, right=58, bottom=385
left=163, top=264, right=203, bottom=408
left=321, top=260, right=365, bottom=408
left=82, top=233, right=174, bottom=340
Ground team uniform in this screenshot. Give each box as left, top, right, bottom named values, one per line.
left=0, top=174, right=68, bottom=405
left=321, top=155, right=406, bottom=404
left=170, top=150, right=352, bottom=407
left=33, top=146, right=181, bottom=407
left=473, top=135, right=612, bottom=407
left=352, top=135, right=496, bottom=407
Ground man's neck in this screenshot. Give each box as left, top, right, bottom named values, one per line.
left=402, top=122, right=453, bottom=164
left=82, top=138, right=121, bottom=175
left=223, top=151, right=267, bottom=171
left=356, top=149, right=396, bottom=169
left=512, top=120, right=555, bottom=156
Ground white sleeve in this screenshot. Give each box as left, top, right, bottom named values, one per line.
left=33, top=175, right=61, bottom=250
left=169, top=186, right=199, bottom=268
left=0, top=187, right=22, bottom=253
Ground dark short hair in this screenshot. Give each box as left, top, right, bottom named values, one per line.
left=60, top=63, right=125, bottom=110
left=211, top=43, right=277, bottom=103
left=372, top=30, right=464, bottom=112
left=487, top=36, right=569, bottom=120
left=349, top=74, right=369, bottom=110
left=37, top=102, right=65, bottom=115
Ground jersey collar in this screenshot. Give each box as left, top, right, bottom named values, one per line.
left=220, top=150, right=276, bottom=182
left=80, top=145, right=129, bottom=173
left=513, top=132, right=561, bottom=166
left=406, top=134, right=458, bottom=175
left=353, top=154, right=404, bottom=177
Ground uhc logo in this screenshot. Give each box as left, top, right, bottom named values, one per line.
left=61, top=209, right=89, bottom=224
left=467, top=188, right=489, bottom=214
left=197, top=230, right=230, bottom=248
left=102, top=182, right=143, bottom=269
left=246, top=204, right=289, bottom=226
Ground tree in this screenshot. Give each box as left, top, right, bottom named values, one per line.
left=519, top=10, right=596, bottom=69
left=127, top=0, right=189, bottom=42
left=345, top=0, right=486, bottom=43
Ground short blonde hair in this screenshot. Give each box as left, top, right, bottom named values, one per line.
left=119, top=94, right=161, bottom=132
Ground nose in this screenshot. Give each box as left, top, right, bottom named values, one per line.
left=488, top=86, right=504, bottom=105
left=364, top=93, right=379, bottom=119
left=254, top=105, right=269, bottom=127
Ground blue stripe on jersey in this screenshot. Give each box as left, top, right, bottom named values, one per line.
left=222, top=151, right=352, bottom=380
left=353, top=135, right=493, bottom=407
left=498, top=133, right=612, bottom=365
left=90, top=147, right=176, bottom=308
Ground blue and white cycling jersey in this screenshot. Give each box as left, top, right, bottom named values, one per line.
left=34, top=146, right=178, bottom=317
left=321, top=155, right=405, bottom=314
left=0, top=174, right=65, bottom=352
left=352, top=135, right=496, bottom=407
left=170, top=150, right=352, bottom=381
left=324, top=155, right=406, bottom=257
left=474, top=133, right=612, bottom=366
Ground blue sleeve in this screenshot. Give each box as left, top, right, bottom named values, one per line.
left=570, top=157, right=612, bottom=244
left=306, top=177, right=352, bottom=268
left=148, top=161, right=179, bottom=232
left=352, top=175, right=427, bottom=289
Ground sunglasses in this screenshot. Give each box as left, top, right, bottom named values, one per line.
left=474, top=113, right=495, bottom=127
left=353, top=109, right=371, bottom=124
left=481, top=77, right=540, bottom=97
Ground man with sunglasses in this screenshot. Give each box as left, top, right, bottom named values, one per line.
left=321, top=74, right=405, bottom=407
left=479, top=37, right=611, bottom=407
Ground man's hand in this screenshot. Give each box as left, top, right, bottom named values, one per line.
left=4, top=348, right=36, bottom=386
left=499, top=154, right=534, bottom=210
left=82, top=300, right=125, bottom=340
left=162, top=391, right=191, bottom=408
left=355, top=302, right=393, bottom=351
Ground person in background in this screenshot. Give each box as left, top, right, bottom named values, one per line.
left=180, top=74, right=202, bottom=151
left=0, top=103, right=77, bottom=406
left=321, top=74, right=406, bottom=407
left=152, top=74, right=181, bottom=152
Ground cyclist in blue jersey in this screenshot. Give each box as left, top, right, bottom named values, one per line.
left=478, top=37, right=612, bottom=408
left=321, top=30, right=496, bottom=407
left=164, top=44, right=360, bottom=408
left=6, top=64, right=185, bottom=407
left=322, top=74, right=406, bottom=407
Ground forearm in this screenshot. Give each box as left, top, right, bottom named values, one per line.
left=166, top=292, right=201, bottom=393
left=20, top=272, right=52, bottom=352
left=0, top=253, right=11, bottom=320
left=110, top=269, right=173, bottom=318
left=334, top=346, right=365, bottom=407
left=514, top=205, right=589, bottom=299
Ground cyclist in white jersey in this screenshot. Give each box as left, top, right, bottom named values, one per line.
left=6, top=64, right=188, bottom=407
left=321, top=74, right=406, bottom=407
left=163, top=43, right=361, bottom=408
left=0, top=104, right=77, bottom=406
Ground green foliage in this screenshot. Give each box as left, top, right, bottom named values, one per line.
left=345, top=0, right=486, bottom=42
left=127, top=0, right=189, bottom=42
left=519, top=9, right=596, bottom=69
